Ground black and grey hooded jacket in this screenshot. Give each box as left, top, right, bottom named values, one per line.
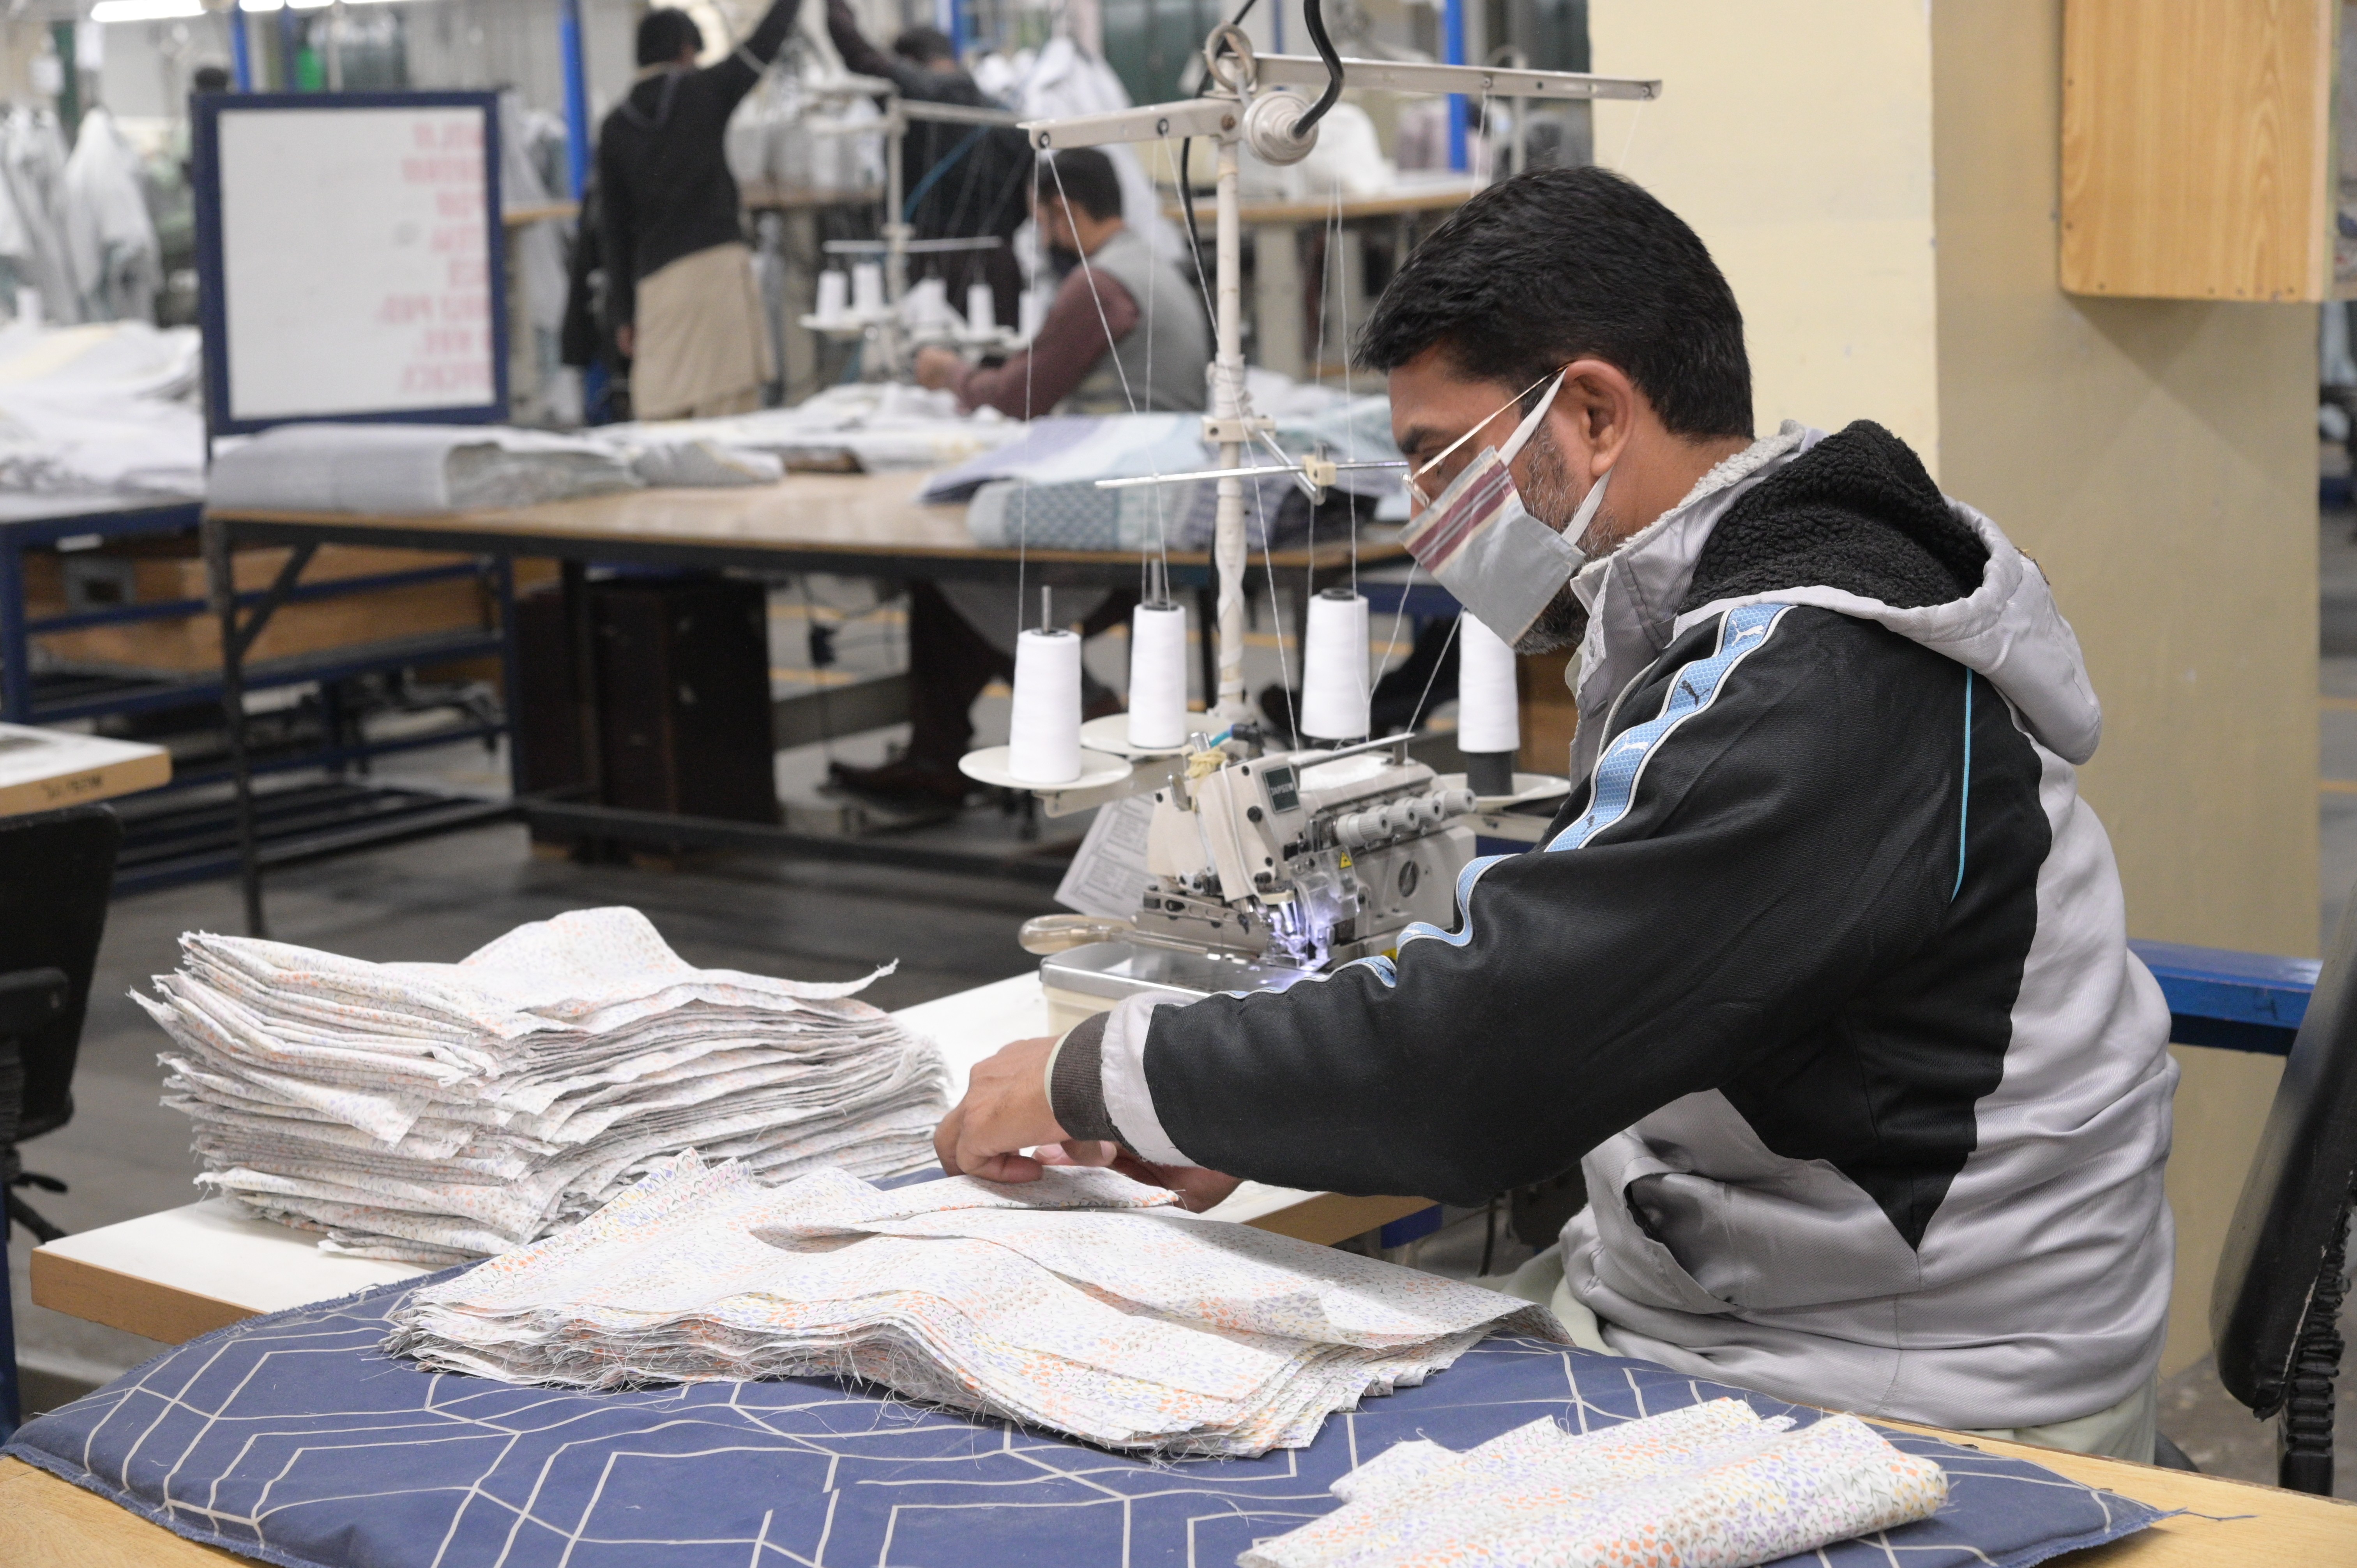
left=1050, top=420, right=2177, bottom=1430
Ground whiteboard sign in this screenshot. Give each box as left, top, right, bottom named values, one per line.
left=193, top=92, right=507, bottom=435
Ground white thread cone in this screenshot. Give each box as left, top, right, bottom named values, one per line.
left=1128, top=602, right=1190, bottom=751
left=1300, top=590, right=1372, bottom=741
left=1009, top=628, right=1084, bottom=782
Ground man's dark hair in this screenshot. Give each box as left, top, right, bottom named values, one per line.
left=1034, top=148, right=1122, bottom=222
left=1357, top=167, right=1752, bottom=440
left=892, top=26, right=957, bottom=64
left=191, top=64, right=232, bottom=93
left=635, top=7, right=704, bottom=67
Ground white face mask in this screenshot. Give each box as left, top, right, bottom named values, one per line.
left=1399, top=369, right=1611, bottom=648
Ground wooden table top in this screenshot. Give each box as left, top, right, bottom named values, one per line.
left=0, top=725, right=169, bottom=816
left=209, top=468, right=1407, bottom=574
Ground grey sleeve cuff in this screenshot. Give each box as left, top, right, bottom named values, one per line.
left=1047, top=1012, right=1118, bottom=1143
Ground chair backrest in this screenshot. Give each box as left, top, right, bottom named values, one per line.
left=0, top=804, right=120, bottom=1144
left=2211, top=893, right=2357, bottom=1416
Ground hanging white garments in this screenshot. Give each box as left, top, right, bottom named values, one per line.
left=140, top=908, right=949, bottom=1263
left=61, top=108, right=159, bottom=324
left=385, top=1156, right=1564, bottom=1457
left=2, top=109, right=78, bottom=325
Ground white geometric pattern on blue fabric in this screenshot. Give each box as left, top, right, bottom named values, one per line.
left=5, top=1257, right=2162, bottom=1568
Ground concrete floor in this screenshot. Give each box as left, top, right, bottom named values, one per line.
left=7, top=526, right=2356, bottom=1501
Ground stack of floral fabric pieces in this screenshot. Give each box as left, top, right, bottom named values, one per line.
left=1242, top=1397, right=1949, bottom=1568
left=140, top=908, right=946, bottom=1264
left=383, top=1156, right=1564, bottom=1457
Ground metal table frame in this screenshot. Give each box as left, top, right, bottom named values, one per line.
left=0, top=497, right=515, bottom=892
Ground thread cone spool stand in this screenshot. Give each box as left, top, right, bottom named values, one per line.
left=968, top=24, right=1655, bottom=802
left=1455, top=610, right=1521, bottom=796
left=1300, top=588, right=1372, bottom=742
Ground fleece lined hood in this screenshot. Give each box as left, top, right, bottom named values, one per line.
left=1568, top=420, right=2103, bottom=773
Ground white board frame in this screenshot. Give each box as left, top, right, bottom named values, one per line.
left=192, top=91, right=509, bottom=437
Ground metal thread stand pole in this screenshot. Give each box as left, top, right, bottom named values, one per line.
left=1212, top=133, right=1248, bottom=722
left=0, top=535, right=28, bottom=724
left=205, top=515, right=266, bottom=936
left=230, top=9, right=255, bottom=92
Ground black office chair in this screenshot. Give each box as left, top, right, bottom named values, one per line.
left=0, top=803, right=122, bottom=1435
left=2211, top=895, right=2357, bottom=1495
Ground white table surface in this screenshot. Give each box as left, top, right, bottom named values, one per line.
left=33, top=973, right=1352, bottom=1326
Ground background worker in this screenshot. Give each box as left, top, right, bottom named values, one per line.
left=826, top=0, right=1032, bottom=328
left=597, top=2, right=798, bottom=421
left=831, top=149, right=1211, bottom=807
left=911, top=148, right=1207, bottom=417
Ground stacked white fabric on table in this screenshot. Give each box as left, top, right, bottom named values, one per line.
left=139, top=908, right=947, bottom=1264
left=613, top=382, right=1023, bottom=474
left=1244, top=1398, right=1948, bottom=1568
left=206, top=423, right=645, bottom=514
left=385, top=1156, right=1564, bottom=1457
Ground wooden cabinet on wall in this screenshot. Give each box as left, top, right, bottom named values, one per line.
left=2062, top=0, right=2355, bottom=301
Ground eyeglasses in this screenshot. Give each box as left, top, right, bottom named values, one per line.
left=1404, top=369, right=1564, bottom=511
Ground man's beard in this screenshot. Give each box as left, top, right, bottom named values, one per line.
left=1509, top=424, right=1603, bottom=656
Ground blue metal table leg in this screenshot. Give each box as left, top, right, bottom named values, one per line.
left=0, top=532, right=31, bottom=724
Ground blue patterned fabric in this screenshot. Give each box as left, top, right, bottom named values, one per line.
left=6, top=1268, right=2162, bottom=1568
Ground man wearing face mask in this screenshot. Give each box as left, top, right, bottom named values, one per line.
left=932, top=168, right=2178, bottom=1462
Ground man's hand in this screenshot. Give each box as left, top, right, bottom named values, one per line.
left=1036, top=1141, right=1242, bottom=1213
left=935, top=1035, right=1069, bottom=1183
left=615, top=323, right=635, bottom=360
left=912, top=344, right=963, bottom=392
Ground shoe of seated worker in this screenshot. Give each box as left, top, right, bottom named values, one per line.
left=827, top=755, right=971, bottom=805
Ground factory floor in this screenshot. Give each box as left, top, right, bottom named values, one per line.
left=7, top=527, right=2355, bottom=1501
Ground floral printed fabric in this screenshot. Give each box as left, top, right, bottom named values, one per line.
left=140, top=908, right=947, bottom=1263
left=1241, top=1398, right=1947, bottom=1568
left=384, top=1155, right=1566, bottom=1457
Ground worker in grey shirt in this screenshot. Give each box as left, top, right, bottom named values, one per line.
left=913, top=148, right=1208, bottom=415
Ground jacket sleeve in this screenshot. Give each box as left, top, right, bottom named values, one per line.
left=1049, top=604, right=1977, bottom=1206
left=705, top=0, right=803, bottom=106
left=595, top=132, right=638, bottom=330
left=827, top=0, right=924, bottom=90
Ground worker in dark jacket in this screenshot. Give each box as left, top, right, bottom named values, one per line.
left=597, top=3, right=798, bottom=420
left=933, top=168, right=2178, bottom=1464
left=825, top=0, right=1030, bottom=327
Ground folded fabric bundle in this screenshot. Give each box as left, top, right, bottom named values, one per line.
left=613, top=382, right=1024, bottom=473
left=1242, top=1397, right=1948, bottom=1568
left=385, top=1155, right=1564, bottom=1457
left=140, top=908, right=946, bottom=1263
left=206, top=422, right=644, bottom=514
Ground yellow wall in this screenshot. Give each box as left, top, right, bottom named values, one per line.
left=1592, top=1, right=2320, bottom=1381
left=1588, top=3, right=1942, bottom=468
left=1931, top=0, right=2316, bottom=1379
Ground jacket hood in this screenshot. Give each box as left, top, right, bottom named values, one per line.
left=1567, top=420, right=2102, bottom=769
